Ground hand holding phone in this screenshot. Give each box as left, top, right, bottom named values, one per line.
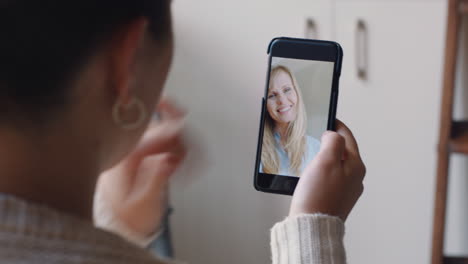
left=254, top=37, right=343, bottom=195
left=289, top=120, right=366, bottom=221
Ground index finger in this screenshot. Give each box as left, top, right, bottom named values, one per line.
left=155, top=98, right=186, bottom=121
left=335, top=119, right=361, bottom=156
left=132, top=118, right=185, bottom=164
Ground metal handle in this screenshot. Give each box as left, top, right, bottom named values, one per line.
left=305, top=18, right=318, bottom=39
left=356, top=19, right=368, bottom=80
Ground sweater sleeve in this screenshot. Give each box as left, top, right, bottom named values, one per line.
left=270, top=214, right=346, bottom=264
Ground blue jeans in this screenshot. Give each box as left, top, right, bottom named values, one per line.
left=148, top=207, right=174, bottom=259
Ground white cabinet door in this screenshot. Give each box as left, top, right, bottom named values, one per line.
left=166, top=1, right=332, bottom=264
left=334, top=2, right=446, bottom=264
left=335, top=0, right=443, bottom=3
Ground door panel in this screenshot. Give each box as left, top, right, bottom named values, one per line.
left=335, top=0, right=443, bottom=3
left=335, top=2, right=445, bottom=264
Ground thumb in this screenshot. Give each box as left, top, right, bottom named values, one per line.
left=131, top=119, right=185, bottom=163
left=137, top=153, right=180, bottom=194
left=317, top=131, right=346, bottom=164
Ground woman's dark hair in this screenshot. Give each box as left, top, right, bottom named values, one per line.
left=0, top=0, right=171, bottom=123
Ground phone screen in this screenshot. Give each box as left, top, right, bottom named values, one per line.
left=259, top=57, right=335, bottom=178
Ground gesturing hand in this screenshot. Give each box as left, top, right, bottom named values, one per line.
left=290, top=120, right=366, bottom=221
left=94, top=99, right=187, bottom=242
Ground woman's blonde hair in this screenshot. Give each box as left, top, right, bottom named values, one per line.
left=261, top=65, right=307, bottom=175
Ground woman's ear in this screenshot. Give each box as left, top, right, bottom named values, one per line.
left=107, top=17, right=148, bottom=105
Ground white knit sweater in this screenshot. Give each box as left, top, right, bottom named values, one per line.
left=0, top=195, right=346, bottom=264
left=271, top=214, right=346, bottom=264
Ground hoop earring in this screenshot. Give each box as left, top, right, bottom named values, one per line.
left=112, top=97, right=148, bottom=130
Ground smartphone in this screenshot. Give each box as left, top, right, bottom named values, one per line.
left=254, top=37, right=343, bottom=195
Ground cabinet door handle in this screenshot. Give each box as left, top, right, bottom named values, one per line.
left=356, top=19, right=368, bottom=80
left=305, top=18, right=318, bottom=39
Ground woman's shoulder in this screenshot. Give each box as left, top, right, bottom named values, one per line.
left=0, top=195, right=170, bottom=264
left=305, top=135, right=321, bottom=158
left=305, top=135, right=321, bottom=148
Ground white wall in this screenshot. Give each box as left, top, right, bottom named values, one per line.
left=165, top=1, right=295, bottom=263
left=295, top=62, right=334, bottom=138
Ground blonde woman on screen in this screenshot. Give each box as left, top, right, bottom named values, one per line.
left=261, top=65, right=321, bottom=176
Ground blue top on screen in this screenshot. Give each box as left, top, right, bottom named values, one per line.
left=260, top=133, right=320, bottom=177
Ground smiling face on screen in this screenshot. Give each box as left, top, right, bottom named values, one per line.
left=267, top=68, right=298, bottom=126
